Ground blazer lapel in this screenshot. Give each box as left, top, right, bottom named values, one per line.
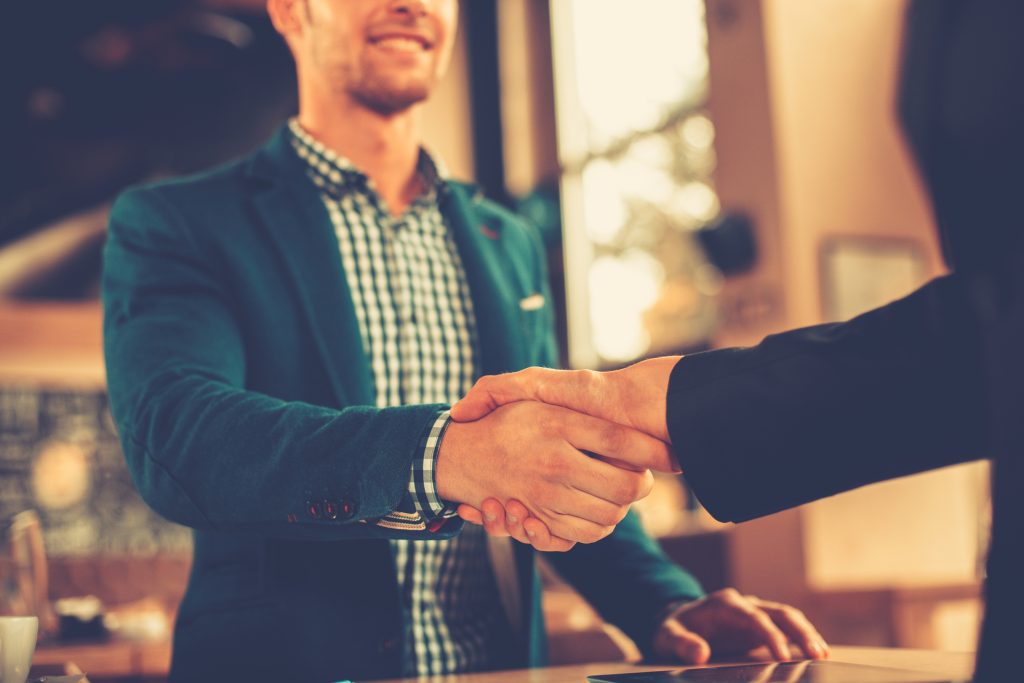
left=441, top=183, right=530, bottom=376
left=245, top=128, right=374, bottom=408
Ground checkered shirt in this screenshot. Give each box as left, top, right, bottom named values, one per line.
left=288, top=120, right=507, bottom=676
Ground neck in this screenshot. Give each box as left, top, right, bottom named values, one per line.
left=298, top=89, right=425, bottom=217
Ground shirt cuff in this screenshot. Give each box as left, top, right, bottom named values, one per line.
left=409, top=410, right=459, bottom=521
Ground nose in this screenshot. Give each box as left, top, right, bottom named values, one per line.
left=388, top=0, right=428, bottom=19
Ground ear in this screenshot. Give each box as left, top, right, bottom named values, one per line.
left=267, top=0, right=305, bottom=44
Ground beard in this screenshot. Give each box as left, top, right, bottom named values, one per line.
left=347, top=75, right=433, bottom=115
left=321, top=51, right=439, bottom=116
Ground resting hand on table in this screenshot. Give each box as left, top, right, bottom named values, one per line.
left=652, top=589, right=829, bottom=665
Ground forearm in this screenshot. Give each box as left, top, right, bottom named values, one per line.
left=670, top=274, right=987, bottom=522
left=547, top=510, right=703, bottom=654
left=113, top=367, right=447, bottom=535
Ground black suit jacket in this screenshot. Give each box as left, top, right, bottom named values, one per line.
left=666, top=272, right=986, bottom=524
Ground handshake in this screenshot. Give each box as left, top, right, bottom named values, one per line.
left=436, top=356, right=681, bottom=552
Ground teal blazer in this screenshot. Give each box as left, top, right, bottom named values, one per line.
left=102, top=127, right=702, bottom=682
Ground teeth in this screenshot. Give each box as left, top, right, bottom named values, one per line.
left=374, top=37, right=426, bottom=53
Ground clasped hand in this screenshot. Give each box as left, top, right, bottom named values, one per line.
left=436, top=398, right=678, bottom=544
left=446, top=357, right=678, bottom=551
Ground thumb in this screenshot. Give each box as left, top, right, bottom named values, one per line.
left=457, top=504, right=484, bottom=524
left=451, top=370, right=545, bottom=422
left=654, top=620, right=711, bottom=665
left=450, top=375, right=511, bottom=422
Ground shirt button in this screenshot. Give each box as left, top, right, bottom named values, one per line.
left=306, top=500, right=322, bottom=519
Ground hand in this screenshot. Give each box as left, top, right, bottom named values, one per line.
left=460, top=497, right=577, bottom=551
left=451, top=356, right=681, bottom=443
left=436, top=401, right=679, bottom=544
left=652, top=589, right=830, bottom=665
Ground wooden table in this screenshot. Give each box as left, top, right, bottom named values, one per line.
left=374, top=647, right=975, bottom=683
left=30, top=637, right=171, bottom=681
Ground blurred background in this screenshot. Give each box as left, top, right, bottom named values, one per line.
left=0, top=0, right=990, bottom=679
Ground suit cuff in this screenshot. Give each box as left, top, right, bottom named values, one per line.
left=408, top=410, right=458, bottom=521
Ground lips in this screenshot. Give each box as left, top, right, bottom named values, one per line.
left=368, top=31, right=435, bottom=52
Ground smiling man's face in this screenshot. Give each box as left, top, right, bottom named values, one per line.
left=294, top=0, right=457, bottom=115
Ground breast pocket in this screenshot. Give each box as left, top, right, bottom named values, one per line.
left=518, top=293, right=555, bottom=364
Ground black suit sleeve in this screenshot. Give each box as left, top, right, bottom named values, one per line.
left=667, top=274, right=988, bottom=523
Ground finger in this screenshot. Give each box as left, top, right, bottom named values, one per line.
left=518, top=507, right=575, bottom=552
left=506, top=499, right=532, bottom=535
left=457, top=504, right=484, bottom=525
left=655, top=619, right=711, bottom=665
left=516, top=502, right=549, bottom=546
left=559, top=449, right=655, bottom=507
left=539, top=508, right=617, bottom=545
left=560, top=410, right=681, bottom=474
left=451, top=368, right=550, bottom=422
left=739, top=607, right=793, bottom=661
left=502, top=499, right=532, bottom=545
left=481, top=499, right=512, bottom=538
left=539, top=480, right=630, bottom=529
left=751, top=599, right=829, bottom=660
left=511, top=500, right=576, bottom=551
left=522, top=516, right=575, bottom=551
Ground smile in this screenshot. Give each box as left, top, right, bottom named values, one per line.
left=369, top=35, right=433, bottom=53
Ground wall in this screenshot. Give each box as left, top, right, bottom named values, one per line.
left=706, top=0, right=987, bottom=649
left=762, top=0, right=945, bottom=327
left=421, top=4, right=475, bottom=182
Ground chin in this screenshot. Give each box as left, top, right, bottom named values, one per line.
left=354, top=82, right=433, bottom=115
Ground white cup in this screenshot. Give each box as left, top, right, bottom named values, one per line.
left=0, top=616, right=38, bottom=683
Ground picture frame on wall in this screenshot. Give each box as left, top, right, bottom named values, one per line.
left=820, top=236, right=928, bottom=323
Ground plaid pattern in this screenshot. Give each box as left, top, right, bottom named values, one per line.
left=413, top=411, right=455, bottom=517
left=289, top=121, right=505, bottom=676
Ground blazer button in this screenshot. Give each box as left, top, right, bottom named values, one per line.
left=339, top=500, right=356, bottom=519
left=323, top=500, right=338, bottom=520
left=377, top=637, right=398, bottom=654
left=306, top=500, right=322, bottom=519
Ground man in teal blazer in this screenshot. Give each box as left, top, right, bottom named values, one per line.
left=103, top=1, right=824, bottom=680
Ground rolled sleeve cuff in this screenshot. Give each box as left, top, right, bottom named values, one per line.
left=409, top=410, right=458, bottom=521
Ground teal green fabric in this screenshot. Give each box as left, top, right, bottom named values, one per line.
left=103, top=126, right=702, bottom=682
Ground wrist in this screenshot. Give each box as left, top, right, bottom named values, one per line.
left=435, top=420, right=474, bottom=504
left=619, top=356, right=678, bottom=442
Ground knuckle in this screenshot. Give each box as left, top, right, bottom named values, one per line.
left=601, top=423, right=625, bottom=453
left=614, top=504, right=631, bottom=524
left=600, top=506, right=624, bottom=527
left=544, top=454, right=569, bottom=480
left=783, top=606, right=805, bottom=622
left=537, top=411, right=560, bottom=436
left=618, top=471, right=651, bottom=502
left=626, top=475, right=645, bottom=501
left=637, top=470, right=654, bottom=498
left=577, top=368, right=601, bottom=391
left=716, top=587, right=741, bottom=602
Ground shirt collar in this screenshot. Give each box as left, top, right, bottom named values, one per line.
left=287, top=118, right=447, bottom=202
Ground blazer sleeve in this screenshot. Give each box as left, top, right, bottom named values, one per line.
left=546, top=511, right=704, bottom=657
left=521, top=219, right=704, bottom=655
left=667, top=273, right=988, bottom=523
left=103, top=187, right=460, bottom=541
